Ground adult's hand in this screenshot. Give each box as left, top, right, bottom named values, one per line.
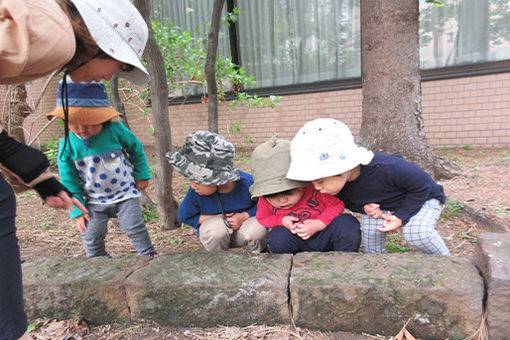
left=44, top=190, right=88, bottom=215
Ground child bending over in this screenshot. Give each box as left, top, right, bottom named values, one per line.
left=287, top=118, right=450, bottom=256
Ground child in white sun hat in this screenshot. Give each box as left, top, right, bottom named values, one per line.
left=250, top=135, right=361, bottom=254
left=287, top=118, right=450, bottom=256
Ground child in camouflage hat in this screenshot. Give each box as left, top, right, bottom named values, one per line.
left=250, top=135, right=361, bottom=254
left=167, top=131, right=267, bottom=252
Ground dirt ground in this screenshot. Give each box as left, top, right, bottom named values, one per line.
left=16, top=146, right=509, bottom=339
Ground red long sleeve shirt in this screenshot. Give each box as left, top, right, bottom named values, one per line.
left=256, top=184, right=345, bottom=228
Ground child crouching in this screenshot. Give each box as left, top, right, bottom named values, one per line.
left=250, top=135, right=361, bottom=254
left=167, top=131, right=267, bottom=252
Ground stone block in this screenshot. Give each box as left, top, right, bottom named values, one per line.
left=23, top=256, right=149, bottom=324
left=290, top=252, right=483, bottom=339
left=125, top=252, right=292, bottom=327
left=474, top=232, right=510, bottom=339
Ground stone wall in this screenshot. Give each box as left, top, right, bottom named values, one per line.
left=22, top=232, right=510, bottom=339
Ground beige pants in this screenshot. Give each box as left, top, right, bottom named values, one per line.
left=199, top=216, right=268, bottom=252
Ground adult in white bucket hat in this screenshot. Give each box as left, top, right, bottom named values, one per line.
left=288, top=118, right=450, bottom=258
left=0, top=0, right=150, bottom=339
left=1, top=0, right=149, bottom=85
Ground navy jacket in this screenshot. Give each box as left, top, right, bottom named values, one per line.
left=178, top=170, right=258, bottom=231
left=337, top=152, right=446, bottom=225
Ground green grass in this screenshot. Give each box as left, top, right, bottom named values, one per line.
left=385, top=234, right=412, bottom=253
left=442, top=199, right=464, bottom=218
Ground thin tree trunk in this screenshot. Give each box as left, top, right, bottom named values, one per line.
left=133, top=0, right=179, bottom=229
left=110, top=75, right=155, bottom=210
left=205, top=0, right=225, bottom=133
left=110, top=75, right=130, bottom=130
left=359, top=0, right=460, bottom=180
left=7, top=84, right=31, bottom=143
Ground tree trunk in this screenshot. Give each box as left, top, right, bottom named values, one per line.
left=359, top=0, right=460, bottom=180
left=7, top=84, right=31, bottom=143
left=110, top=75, right=155, bottom=211
left=205, top=0, right=225, bottom=133
left=133, top=0, right=179, bottom=229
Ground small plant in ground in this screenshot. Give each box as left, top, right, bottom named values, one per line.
left=27, top=323, right=38, bottom=333
left=142, top=207, right=159, bottom=223
left=495, top=205, right=510, bottom=216
left=385, top=234, right=412, bottom=253
left=228, top=120, right=255, bottom=149
left=167, top=236, right=184, bottom=246
left=42, top=137, right=61, bottom=167
left=149, top=165, right=156, bottom=177
left=462, top=145, right=472, bottom=151
left=42, top=223, right=54, bottom=230
left=442, top=199, right=464, bottom=217
left=21, top=191, right=33, bottom=199
left=457, top=230, right=477, bottom=243
left=500, top=150, right=510, bottom=162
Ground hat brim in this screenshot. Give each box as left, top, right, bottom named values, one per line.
left=46, top=106, right=122, bottom=125
left=71, top=0, right=150, bottom=85
left=287, top=147, right=374, bottom=181
left=167, top=151, right=240, bottom=186
left=249, top=177, right=308, bottom=199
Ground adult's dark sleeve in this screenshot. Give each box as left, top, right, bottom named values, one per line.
left=0, top=129, right=49, bottom=183
left=0, top=130, right=72, bottom=200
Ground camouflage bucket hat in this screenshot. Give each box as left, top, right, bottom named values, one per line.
left=166, top=130, right=240, bottom=186
left=249, top=135, right=308, bottom=199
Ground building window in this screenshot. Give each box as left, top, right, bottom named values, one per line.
left=151, top=0, right=510, bottom=94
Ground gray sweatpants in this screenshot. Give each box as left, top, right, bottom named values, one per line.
left=81, top=198, right=156, bottom=257
left=361, top=199, right=450, bottom=256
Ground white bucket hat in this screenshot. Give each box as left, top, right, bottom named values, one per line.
left=287, top=118, right=374, bottom=181
left=71, top=0, right=150, bottom=85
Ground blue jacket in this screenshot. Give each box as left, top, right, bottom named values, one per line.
left=178, top=170, right=258, bottom=232
left=337, top=152, right=446, bottom=225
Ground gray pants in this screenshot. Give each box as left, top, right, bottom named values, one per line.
left=361, top=199, right=450, bottom=256
left=82, top=198, right=156, bottom=257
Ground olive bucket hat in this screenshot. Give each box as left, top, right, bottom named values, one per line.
left=249, top=135, right=308, bottom=199
left=166, top=131, right=240, bottom=186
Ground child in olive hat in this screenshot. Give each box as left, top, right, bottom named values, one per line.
left=47, top=80, right=156, bottom=258
left=250, top=135, right=361, bottom=254
left=167, top=131, right=267, bottom=252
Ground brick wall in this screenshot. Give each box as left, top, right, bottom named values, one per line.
left=12, top=71, right=510, bottom=149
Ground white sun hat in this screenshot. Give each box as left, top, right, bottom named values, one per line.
left=71, top=0, right=150, bottom=85
left=287, top=118, right=374, bottom=181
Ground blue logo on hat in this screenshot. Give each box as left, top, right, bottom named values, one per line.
left=319, top=153, right=330, bottom=161
left=339, top=154, right=346, bottom=160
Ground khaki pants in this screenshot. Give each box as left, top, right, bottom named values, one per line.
left=199, top=216, right=268, bottom=252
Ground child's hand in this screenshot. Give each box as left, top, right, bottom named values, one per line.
left=225, top=212, right=249, bottom=230
left=364, top=203, right=382, bottom=218
left=294, top=219, right=326, bottom=240
left=282, top=215, right=301, bottom=232
left=75, top=214, right=90, bottom=233
left=136, top=179, right=149, bottom=191
left=376, top=212, right=403, bottom=232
